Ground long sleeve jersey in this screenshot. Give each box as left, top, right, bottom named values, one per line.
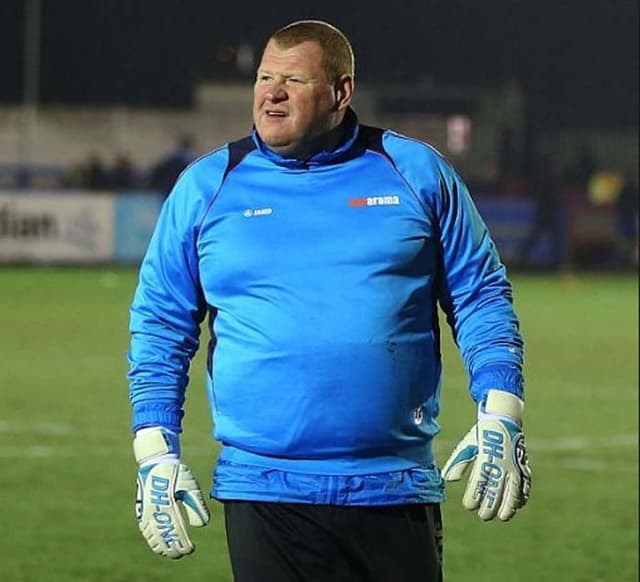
left=128, top=110, right=524, bottom=505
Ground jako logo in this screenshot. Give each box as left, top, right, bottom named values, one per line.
left=348, top=195, right=400, bottom=208
left=243, top=208, right=273, bottom=217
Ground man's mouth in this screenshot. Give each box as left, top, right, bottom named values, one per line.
left=265, top=110, right=287, bottom=117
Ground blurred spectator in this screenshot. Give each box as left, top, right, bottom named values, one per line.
left=569, top=144, right=597, bottom=187
left=83, top=151, right=111, bottom=190
left=110, top=152, right=139, bottom=189
left=498, top=127, right=519, bottom=178
left=515, top=156, right=564, bottom=269
left=146, top=135, right=197, bottom=197
left=615, top=174, right=639, bottom=268
left=496, top=79, right=526, bottom=180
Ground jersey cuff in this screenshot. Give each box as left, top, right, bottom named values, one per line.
left=131, top=401, right=184, bottom=433
left=470, top=364, right=524, bottom=403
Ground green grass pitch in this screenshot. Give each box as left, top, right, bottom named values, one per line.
left=1, top=268, right=637, bottom=581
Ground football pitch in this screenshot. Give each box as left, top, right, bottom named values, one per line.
left=1, top=267, right=637, bottom=582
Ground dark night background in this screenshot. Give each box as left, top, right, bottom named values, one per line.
left=1, top=0, right=638, bottom=128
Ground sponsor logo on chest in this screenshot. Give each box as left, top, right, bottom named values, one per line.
left=348, top=195, right=400, bottom=208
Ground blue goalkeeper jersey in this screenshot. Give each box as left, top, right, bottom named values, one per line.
left=128, top=109, right=524, bottom=505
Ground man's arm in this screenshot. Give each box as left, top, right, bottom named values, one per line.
left=128, top=167, right=210, bottom=432
left=431, top=161, right=530, bottom=521
left=432, top=163, right=523, bottom=403
left=127, top=163, right=217, bottom=556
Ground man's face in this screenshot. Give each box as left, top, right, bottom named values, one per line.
left=253, top=39, right=342, bottom=158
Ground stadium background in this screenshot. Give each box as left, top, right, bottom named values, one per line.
left=1, top=1, right=638, bottom=581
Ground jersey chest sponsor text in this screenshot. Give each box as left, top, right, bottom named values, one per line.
left=348, top=195, right=400, bottom=208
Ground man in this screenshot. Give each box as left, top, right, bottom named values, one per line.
left=128, top=20, right=531, bottom=582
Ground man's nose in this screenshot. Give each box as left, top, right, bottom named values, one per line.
left=265, top=80, right=287, bottom=102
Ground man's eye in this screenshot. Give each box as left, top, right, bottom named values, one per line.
left=257, top=75, right=272, bottom=82
left=287, top=78, right=304, bottom=84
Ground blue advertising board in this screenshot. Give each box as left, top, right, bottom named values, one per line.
left=113, top=192, right=163, bottom=263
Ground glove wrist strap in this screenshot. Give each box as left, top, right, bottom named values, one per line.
left=133, top=426, right=180, bottom=464
left=479, top=389, right=524, bottom=424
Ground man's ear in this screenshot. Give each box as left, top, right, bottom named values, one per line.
left=334, top=75, right=354, bottom=111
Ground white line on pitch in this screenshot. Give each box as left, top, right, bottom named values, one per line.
left=527, top=434, right=639, bottom=451
left=0, top=420, right=76, bottom=435
left=0, top=439, right=637, bottom=461
left=2, top=420, right=638, bottom=448
left=535, top=459, right=638, bottom=474
left=0, top=447, right=636, bottom=475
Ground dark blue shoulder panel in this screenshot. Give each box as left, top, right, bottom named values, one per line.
left=223, top=136, right=256, bottom=181
left=358, top=125, right=395, bottom=167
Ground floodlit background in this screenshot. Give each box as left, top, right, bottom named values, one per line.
left=1, top=1, right=638, bottom=581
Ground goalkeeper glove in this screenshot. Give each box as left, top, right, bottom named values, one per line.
left=441, top=389, right=531, bottom=521
left=133, top=427, right=210, bottom=558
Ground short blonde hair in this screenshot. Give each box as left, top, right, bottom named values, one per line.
left=269, top=20, right=355, bottom=82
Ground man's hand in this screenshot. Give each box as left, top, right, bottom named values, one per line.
left=441, top=390, right=531, bottom=521
left=134, top=427, right=210, bottom=558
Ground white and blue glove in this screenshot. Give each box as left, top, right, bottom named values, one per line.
left=442, top=389, right=532, bottom=521
left=133, top=427, right=210, bottom=558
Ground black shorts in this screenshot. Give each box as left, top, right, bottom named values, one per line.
left=224, top=501, right=443, bottom=582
